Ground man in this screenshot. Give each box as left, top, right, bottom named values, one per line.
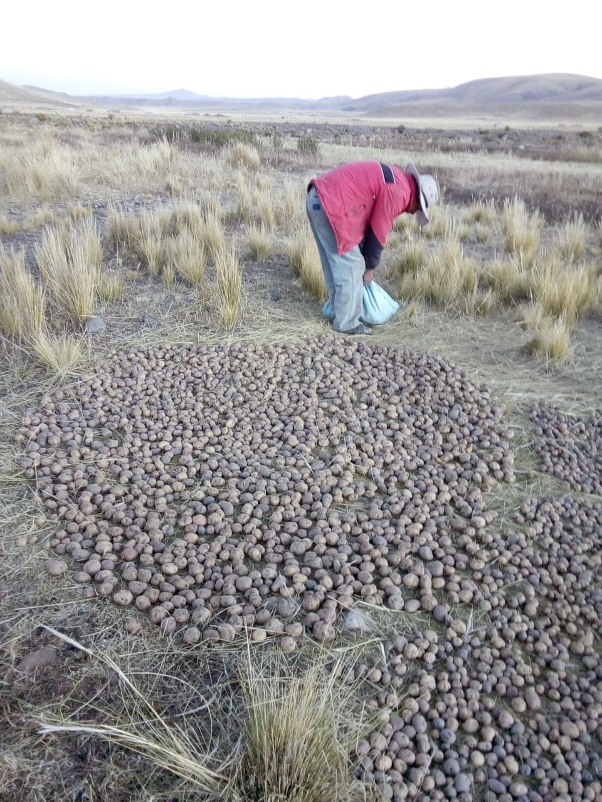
left=306, top=161, right=439, bottom=335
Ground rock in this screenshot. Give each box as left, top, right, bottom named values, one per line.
left=143, top=314, right=159, bottom=327
left=84, top=316, right=106, bottom=334
left=342, top=609, right=375, bottom=634
left=270, top=290, right=282, bottom=302
left=17, top=646, right=58, bottom=674
left=46, top=559, right=68, bottom=576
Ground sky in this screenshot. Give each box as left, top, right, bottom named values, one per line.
left=2, top=0, right=601, bottom=99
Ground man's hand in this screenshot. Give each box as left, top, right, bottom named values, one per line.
left=363, top=269, right=374, bottom=286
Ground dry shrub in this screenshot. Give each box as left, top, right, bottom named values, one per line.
left=247, top=223, right=272, bottom=260
left=0, top=215, right=18, bottom=234
left=31, top=331, right=83, bottom=375
left=164, top=230, right=207, bottom=286
left=227, top=142, right=261, bottom=170
left=36, top=220, right=102, bottom=324
left=502, top=196, right=543, bottom=263
left=216, top=246, right=243, bottom=329
left=0, top=244, right=45, bottom=340
left=557, top=214, right=586, bottom=262
left=234, top=657, right=358, bottom=802
left=462, top=199, right=497, bottom=225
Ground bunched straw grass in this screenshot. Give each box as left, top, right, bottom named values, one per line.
left=502, top=196, right=543, bottom=264
left=215, top=246, right=243, bottom=329
left=0, top=244, right=46, bottom=341
left=247, top=223, right=272, bottom=260
left=164, top=230, right=207, bottom=286
left=285, top=229, right=327, bottom=301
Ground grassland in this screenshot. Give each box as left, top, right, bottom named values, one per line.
left=1, top=111, right=601, bottom=801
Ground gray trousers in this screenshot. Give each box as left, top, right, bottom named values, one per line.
left=306, top=187, right=365, bottom=332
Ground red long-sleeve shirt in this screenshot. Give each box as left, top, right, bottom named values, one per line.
left=309, top=161, right=417, bottom=269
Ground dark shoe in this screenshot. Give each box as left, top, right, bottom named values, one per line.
left=342, top=323, right=372, bottom=335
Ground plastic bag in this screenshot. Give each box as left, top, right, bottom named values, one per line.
left=322, top=281, right=399, bottom=326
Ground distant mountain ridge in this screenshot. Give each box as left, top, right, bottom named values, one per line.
left=1, top=73, right=602, bottom=117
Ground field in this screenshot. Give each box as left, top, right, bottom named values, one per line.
left=1, top=110, right=601, bottom=802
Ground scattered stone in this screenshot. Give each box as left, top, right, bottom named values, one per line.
left=84, top=316, right=106, bottom=334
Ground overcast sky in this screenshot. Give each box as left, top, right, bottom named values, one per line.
left=2, top=0, right=601, bottom=98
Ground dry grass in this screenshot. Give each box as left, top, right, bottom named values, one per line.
left=596, top=218, right=602, bottom=246
left=393, top=241, right=425, bottom=276
left=557, top=213, right=586, bottom=262
left=398, top=240, right=477, bottom=309
left=502, top=196, right=543, bottom=263
left=162, top=262, right=176, bottom=287
left=67, top=202, right=92, bottom=221
left=462, top=198, right=497, bottom=224
left=475, top=224, right=491, bottom=243
left=255, top=190, right=277, bottom=231
left=392, top=213, right=418, bottom=237
left=421, top=205, right=454, bottom=240
left=22, top=205, right=55, bottom=230
left=234, top=178, right=254, bottom=224
left=35, top=221, right=102, bottom=324
left=2, top=136, right=80, bottom=199
left=200, top=213, right=227, bottom=261
left=247, top=223, right=272, bottom=260
left=216, top=246, right=243, bottom=329
left=281, top=179, right=303, bottom=222
left=482, top=255, right=534, bottom=304
left=31, top=331, right=83, bottom=374
left=234, top=654, right=359, bottom=802
left=164, top=230, right=207, bottom=286
left=0, top=214, right=18, bottom=234
left=227, top=142, right=261, bottom=170
left=285, top=229, right=326, bottom=300
left=98, top=273, right=125, bottom=301
left=0, top=244, right=45, bottom=340
left=533, top=254, right=595, bottom=324
left=524, top=312, right=571, bottom=363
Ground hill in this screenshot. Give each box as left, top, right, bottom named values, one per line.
left=0, top=79, right=80, bottom=108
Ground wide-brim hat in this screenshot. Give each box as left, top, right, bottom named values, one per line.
left=405, top=163, right=439, bottom=226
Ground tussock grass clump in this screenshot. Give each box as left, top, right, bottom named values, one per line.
left=254, top=189, right=276, bottom=231
left=227, top=142, right=261, bottom=170
left=36, top=221, right=102, bottom=324
left=4, top=137, right=80, bottom=198
left=233, top=177, right=254, bottom=224
left=557, top=213, right=586, bottom=262
left=421, top=205, right=454, bottom=240
left=234, top=657, right=357, bottom=802
left=596, top=219, right=602, bottom=246
left=533, top=255, right=595, bottom=324
left=162, top=262, right=176, bottom=287
left=285, top=229, right=326, bottom=300
left=197, top=190, right=225, bottom=221
left=463, top=198, right=497, bottom=225
left=199, top=213, right=226, bottom=261
left=524, top=312, right=571, bottom=363
left=394, top=241, right=425, bottom=276
left=247, top=223, right=272, bottom=260
left=398, top=241, right=477, bottom=309
left=392, top=213, right=418, bottom=236
left=98, top=273, right=124, bottom=301
left=482, top=255, right=535, bottom=304
left=105, top=203, right=136, bottom=246
left=502, top=196, right=543, bottom=263
left=0, top=214, right=18, bottom=234
left=281, top=179, right=302, bottom=221
left=31, top=331, right=83, bottom=375
left=164, top=230, right=207, bottom=286
left=171, top=202, right=204, bottom=238
left=22, top=205, right=55, bottom=230
left=0, top=244, right=46, bottom=340
left=67, top=203, right=92, bottom=221
left=216, top=246, right=243, bottom=329
left=475, top=224, right=491, bottom=243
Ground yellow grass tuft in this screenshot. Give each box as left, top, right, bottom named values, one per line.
left=462, top=199, right=497, bottom=225
left=162, top=262, right=176, bottom=287
left=524, top=311, right=571, bottom=363
left=31, top=331, right=83, bottom=375
left=281, top=179, right=302, bottom=221
left=482, top=255, right=534, bottom=304
left=394, top=241, right=425, bottom=276
left=557, top=213, right=586, bottom=262
left=98, top=273, right=124, bottom=301
left=233, top=177, right=254, bottom=224
left=36, top=220, right=102, bottom=324
left=247, top=223, right=272, bottom=260
left=199, top=213, right=226, bottom=261
left=398, top=240, right=477, bottom=309
left=533, top=254, right=595, bottom=324
left=0, top=244, right=46, bottom=340
left=227, top=142, right=261, bottom=170
left=164, top=230, right=207, bottom=286
left=4, top=136, right=80, bottom=198
left=422, top=205, right=454, bottom=240
left=285, top=229, right=326, bottom=300
left=596, top=219, right=602, bottom=246
left=475, top=224, right=491, bottom=243
left=234, top=656, right=357, bottom=802
left=67, top=203, right=92, bottom=221
left=254, top=189, right=276, bottom=230
left=392, top=213, right=418, bottom=237
left=0, top=215, right=18, bottom=234
left=502, top=196, right=543, bottom=263
left=22, top=205, right=55, bottom=231
left=215, top=246, right=243, bottom=329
